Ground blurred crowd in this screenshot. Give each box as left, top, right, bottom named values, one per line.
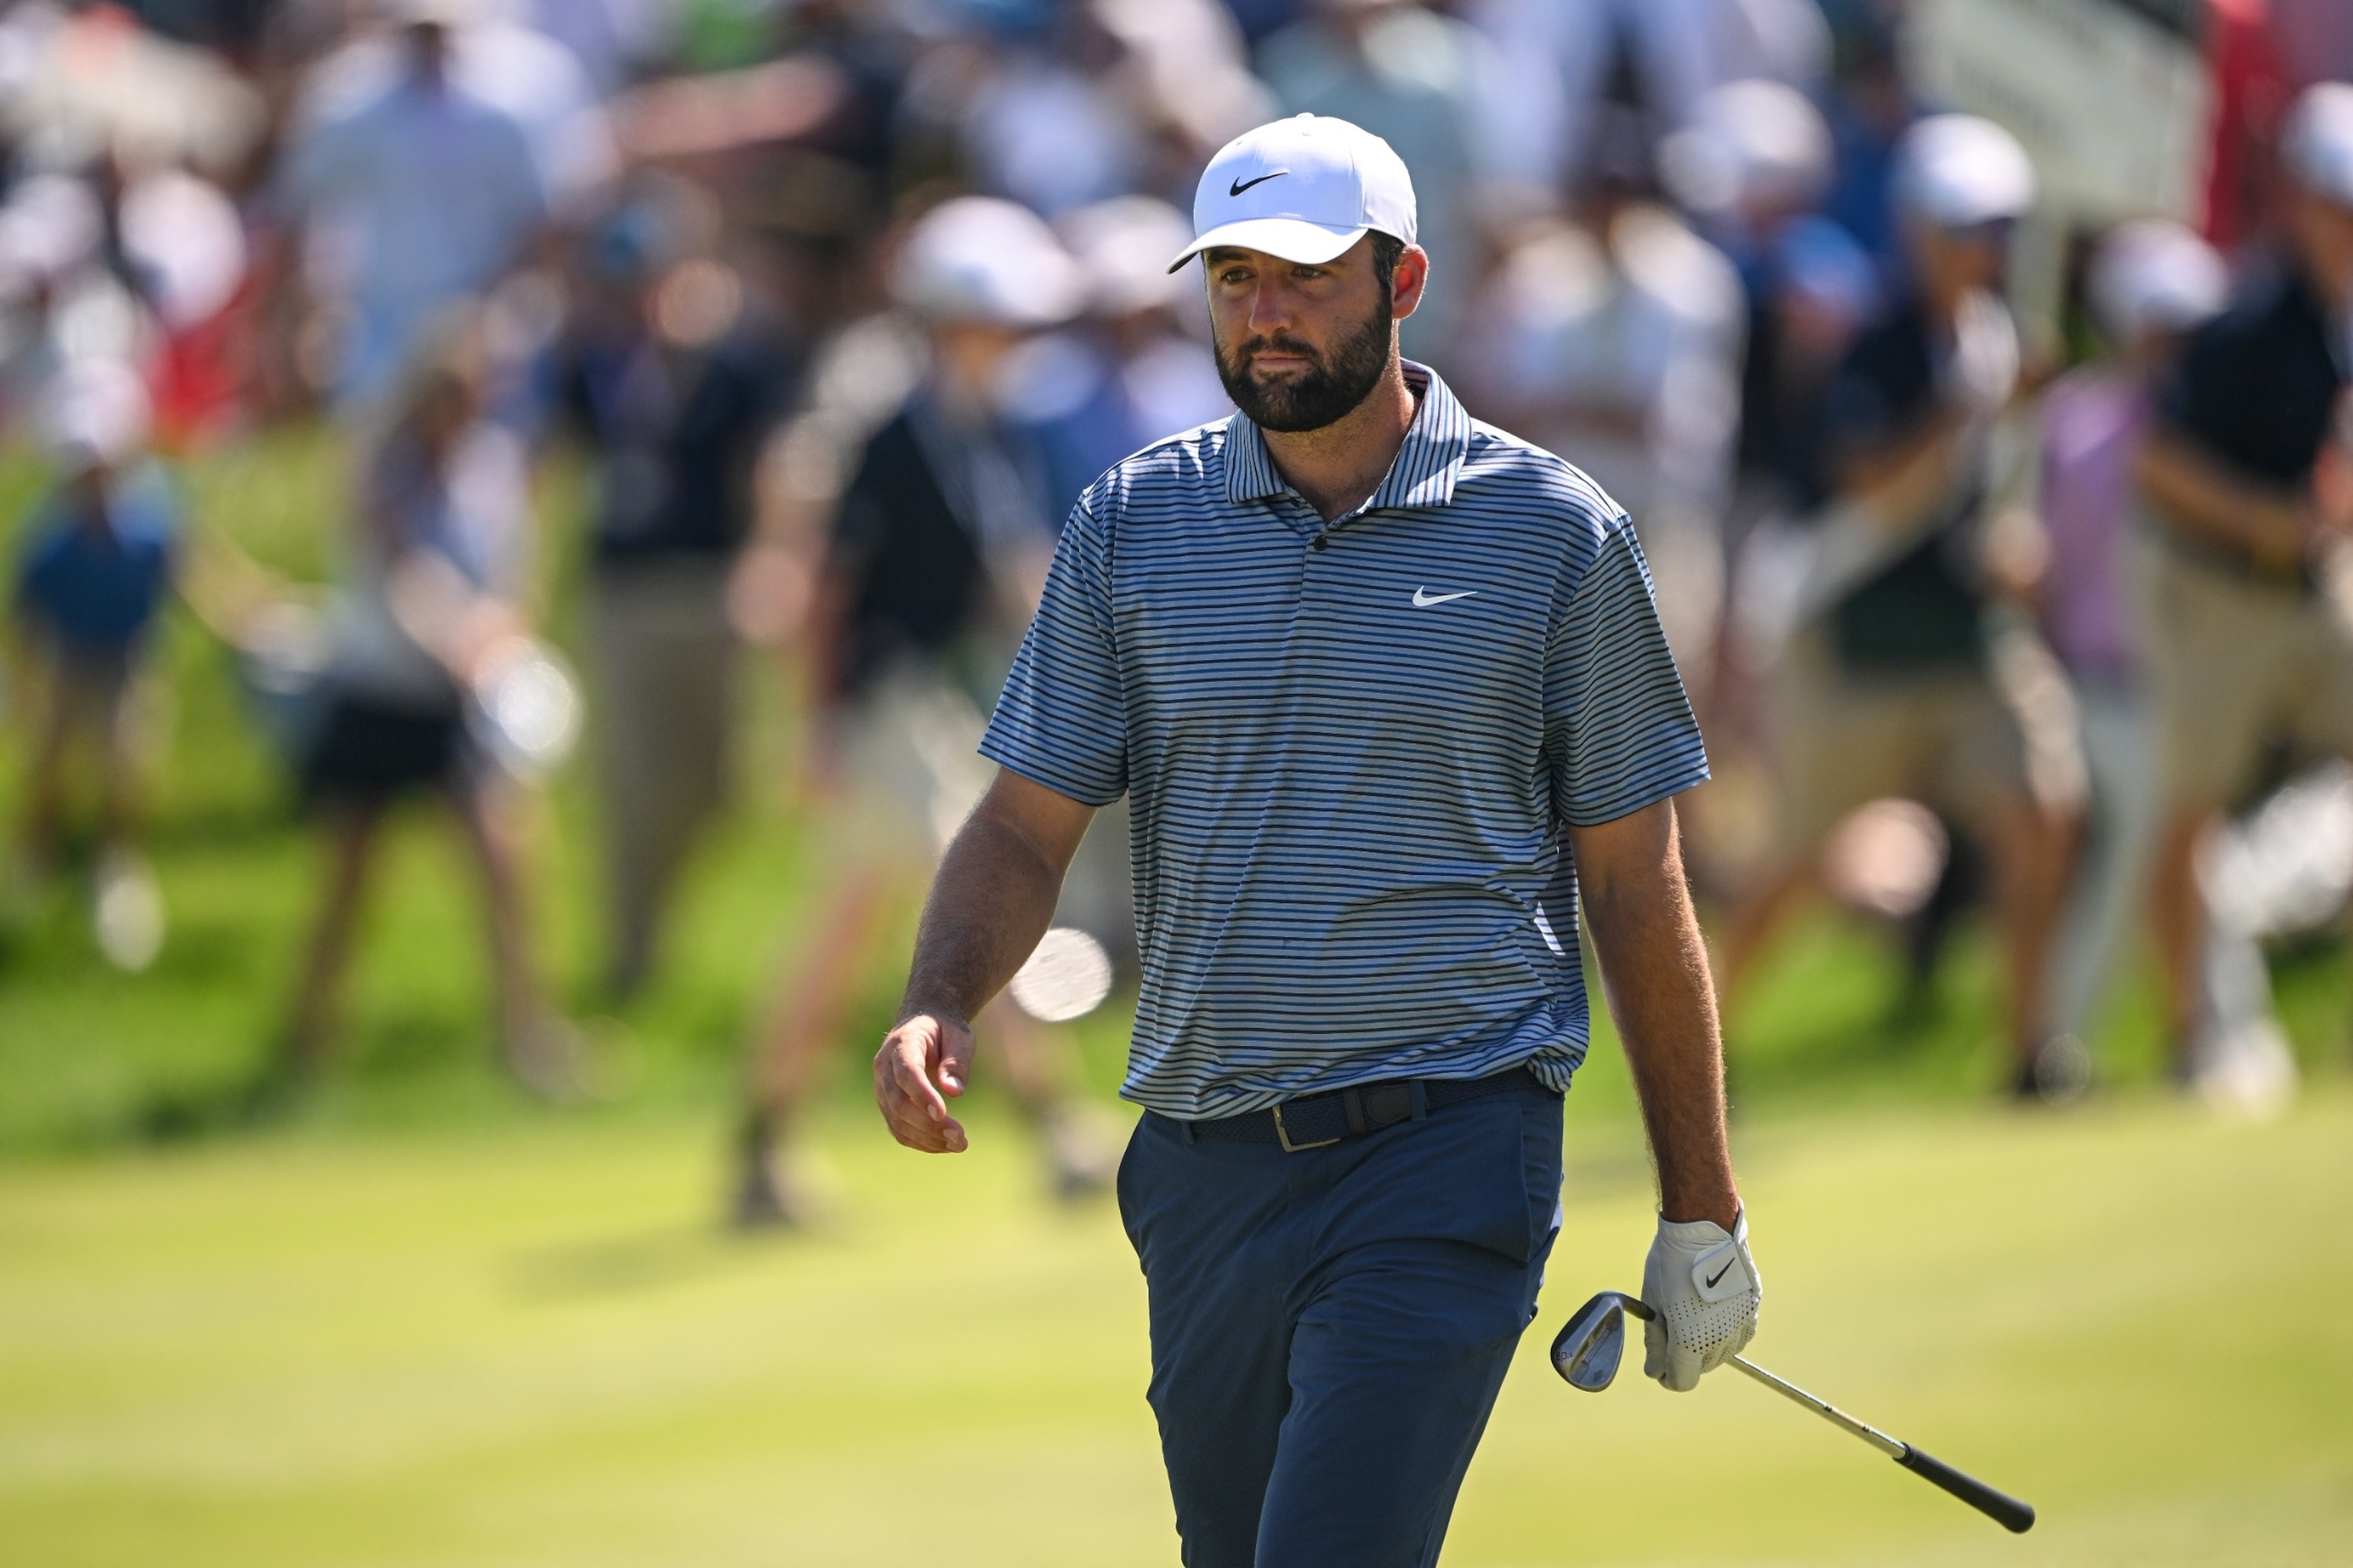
left=4, top=0, right=2353, bottom=1211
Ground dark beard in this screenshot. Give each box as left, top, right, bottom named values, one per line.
left=1213, top=296, right=1393, bottom=433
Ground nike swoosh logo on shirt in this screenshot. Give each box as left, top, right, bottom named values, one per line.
left=1705, top=1262, right=1734, bottom=1289
left=1229, top=170, right=1288, bottom=197
left=1412, top=588, right=1478, bottom=607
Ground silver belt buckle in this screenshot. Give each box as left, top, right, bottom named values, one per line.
left=1271, top=1104, right=1339, bottom=1153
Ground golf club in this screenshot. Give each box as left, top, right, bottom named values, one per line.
left=1549, top=1291, right=2035, bottom=1534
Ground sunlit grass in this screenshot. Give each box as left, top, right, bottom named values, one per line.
left=2, top=428, right=2351, bottom=1564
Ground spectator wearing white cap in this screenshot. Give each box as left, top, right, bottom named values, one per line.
left=2025, top=221, right=2227, bottom=1072
left=1721, top=113, right=2078, bottom=1098
left=8, top=358, right=178, bottom=969
left=733, top=196, right=1118, bottom=1226
left=2137, top=82, right=2353, bottom=1085
left=1010, top=195, right=1231, bottom=516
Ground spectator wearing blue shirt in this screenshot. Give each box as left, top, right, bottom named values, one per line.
left=9, top=358, right=177, bottom=968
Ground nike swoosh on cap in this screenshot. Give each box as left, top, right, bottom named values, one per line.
left=1411, top=588, right=1478, bottom=607
left=1229, top=170, right=1288, bottom=197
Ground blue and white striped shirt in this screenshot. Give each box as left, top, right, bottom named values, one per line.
left=980, top=364, right=1708, bottom=1118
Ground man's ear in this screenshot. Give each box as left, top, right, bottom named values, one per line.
left=1391, top=244, right=1431, bottom=322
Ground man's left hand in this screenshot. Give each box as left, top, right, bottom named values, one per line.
left=1641, top=1210, right=1762, bottom=1392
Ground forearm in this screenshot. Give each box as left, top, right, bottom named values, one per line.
left=1839, top=407, right=1970, bottom=536
left=900, top=810, right=1065, bottom=1024
left=2138, top=437, right=2306, bottom=565
left=1579, top=813, right=1739, bottom=1228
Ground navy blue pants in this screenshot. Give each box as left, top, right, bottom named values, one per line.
left=1117, top=1079, right=1565, bottom=1568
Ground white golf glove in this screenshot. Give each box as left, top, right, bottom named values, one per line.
left=1641, top=1210, right=1762, bottom=1392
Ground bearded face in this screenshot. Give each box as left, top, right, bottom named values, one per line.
left=1211, top=281, right=1394, bottom=434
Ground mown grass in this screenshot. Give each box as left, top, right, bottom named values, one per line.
left=2, top=427, right=2349, bottom=1564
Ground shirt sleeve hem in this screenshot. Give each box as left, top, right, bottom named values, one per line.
left=977, top=738, right=1125, bottom=810
left=1559, top=761, right=1713, bottom=830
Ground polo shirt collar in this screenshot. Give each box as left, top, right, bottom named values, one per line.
left=1222, top=360, right=1474, bottom=515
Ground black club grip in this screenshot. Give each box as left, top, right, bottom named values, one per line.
left=1894, top=1445, right=2036, bottom=1534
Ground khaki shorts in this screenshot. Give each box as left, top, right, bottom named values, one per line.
left=823, top=663, right=997, bottom=865
left=1770, top=627, right=2030, bottom=852
left=2137, top=532, right=2353, bottom=813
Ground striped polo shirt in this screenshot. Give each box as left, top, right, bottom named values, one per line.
left=980, top=363, right=1708, bottom=1118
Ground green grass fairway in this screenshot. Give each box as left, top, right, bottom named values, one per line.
left=4, top=1088, right=2348, bottom=1567
left=6, top=422, right=2352, bottom=1567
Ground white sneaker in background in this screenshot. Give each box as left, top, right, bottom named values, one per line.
left=2185, top=1019, right=2299, bottom=1122
left=92, top=849, right=165, bottom=971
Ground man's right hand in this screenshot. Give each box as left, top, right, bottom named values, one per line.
left=873, top=1011, right=976, bottom=1153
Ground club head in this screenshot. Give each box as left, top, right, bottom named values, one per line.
left=1550, top=1291, right=1649, bottom=1391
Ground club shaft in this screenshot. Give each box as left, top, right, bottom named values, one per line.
left=1728, top=1355, right=1906, bottom=1458
left=1728, top=1355, right=2037, bottom=1534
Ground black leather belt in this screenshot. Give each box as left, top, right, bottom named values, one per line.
left=1183, top=1065, right=1548, bottom=1152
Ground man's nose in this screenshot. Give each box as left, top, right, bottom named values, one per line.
left=1247, top=275, right=1296, bottom=336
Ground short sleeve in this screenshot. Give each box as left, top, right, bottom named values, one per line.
left=979, top=495, right=1127, bottom=806
left=1544, top=518, right=1710, bottom=827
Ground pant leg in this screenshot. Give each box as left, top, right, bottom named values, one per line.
left=590, top=563, right=735, bottom=989
left=1257, top=1091, right=1563, bottom=1568
left=1118, top=1111, right=1298, bottom=1568
left=1124, top=1086, right=1564, bottom=1568
left=2047, top=683, right=2160, bottom=1040
left=1255, top=1237, right=1541, bottom=1568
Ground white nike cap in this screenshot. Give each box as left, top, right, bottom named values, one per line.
left=1167, top=113, right=1417, bottom=274
left=1895, top=113, right=2036, bottom=229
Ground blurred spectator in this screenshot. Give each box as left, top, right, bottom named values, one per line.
left=732, top=196, right=1118, bottom=1226
left=1466, top=0, right=1824, bottom=211
left=1815, top=17, right=1918, bottom=285
left=1722, top=114, right=2075, bottom=1096
left=1665, top=79, right=1845, bottom=542
left=2201, top=0, right=2353, bottom=254
left=895, top=0, right=1265, bottom=218
left=525, top=0, right=671, bottom=96
left=116, top=159, right=251, bottom=447
left=1008, top=195, right=1229, bottom=514
left=2031, top=221, right=2226, bottom=1058
left=898, top=4, right=1144, bottom=215
left=0, top=170, right=162, bottom=411
left=2138, top=83, right=2353, bottom=1085
left=273, top=312, right=578, bottom=1099
left=552, top=178, right=802, bottom=1000
left=277, top=0, right=605, bottom=412
left=1465, top=131, right=1743, bottom=689
left=1255, top=0, right=1507, bottom=369
left=8, top=357, right=176, bottom=970
left=0, top=2, right=263, bottom=175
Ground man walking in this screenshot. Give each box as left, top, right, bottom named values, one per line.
left=2139, top=83, right=2353, bottom=1083
left=872, top=114, right=1759, bottom=1566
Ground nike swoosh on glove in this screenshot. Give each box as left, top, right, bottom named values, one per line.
left=1641, top=1210, right=1761, bottom=1392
